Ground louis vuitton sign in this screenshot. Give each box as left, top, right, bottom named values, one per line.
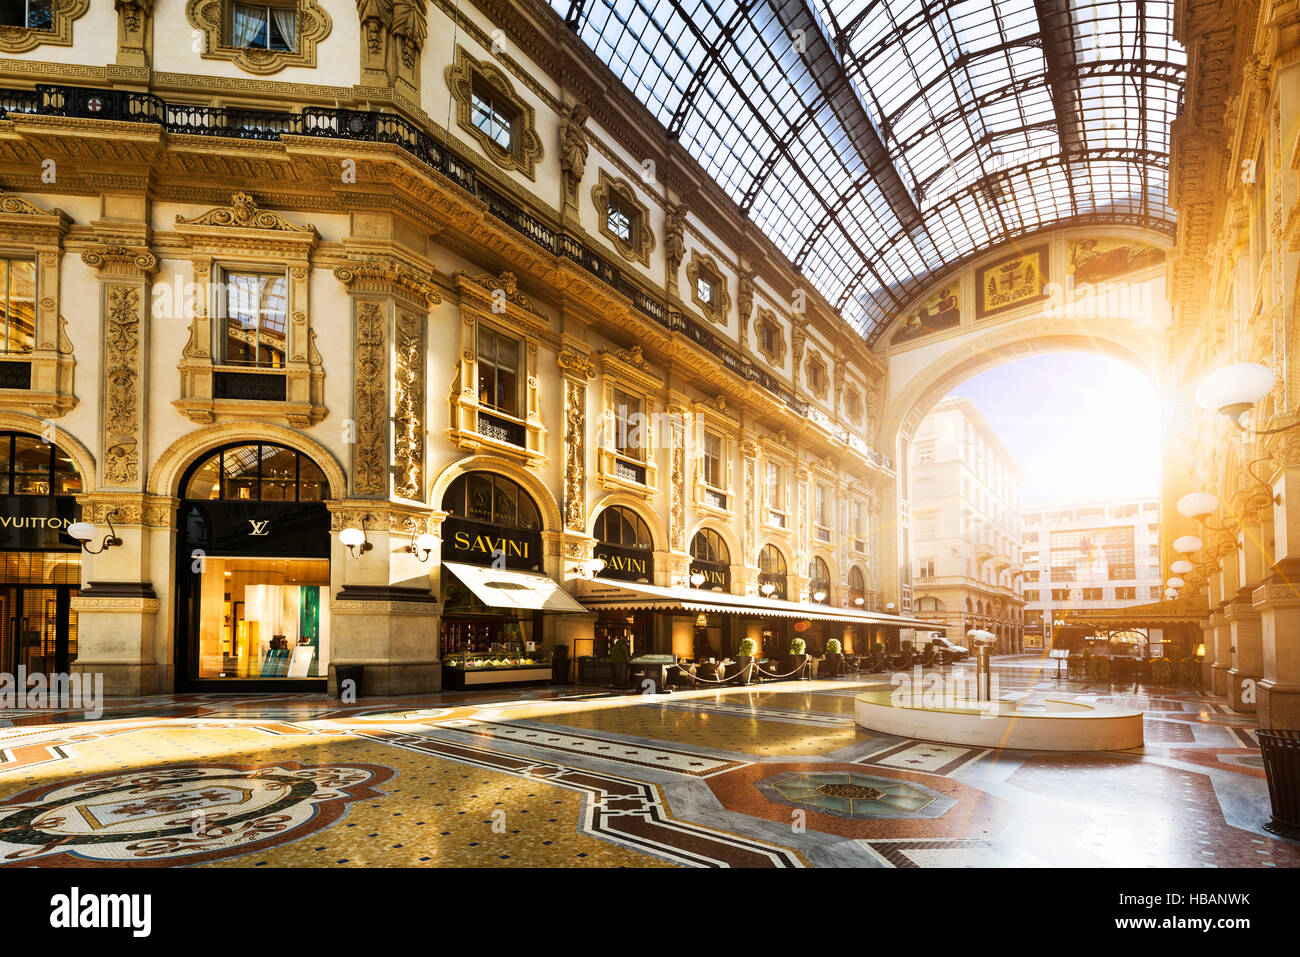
left=0, top=496, right=78, bottom=551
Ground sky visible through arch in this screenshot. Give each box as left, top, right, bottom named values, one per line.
left=945, top=352, right=1160, bottom=508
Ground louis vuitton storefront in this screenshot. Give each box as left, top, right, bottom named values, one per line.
left=174, top=443, right=332, bottom=690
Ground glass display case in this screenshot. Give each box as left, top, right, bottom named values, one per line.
left=440, top=616, right=551, bottom=687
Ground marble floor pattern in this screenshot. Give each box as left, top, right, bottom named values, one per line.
left=0, top=659, right=1296, bottom=867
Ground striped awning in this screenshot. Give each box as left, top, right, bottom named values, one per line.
left=577, top=578, right=936, bottom=628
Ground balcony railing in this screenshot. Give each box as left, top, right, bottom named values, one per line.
left=0, top=83, right=893, bottom=468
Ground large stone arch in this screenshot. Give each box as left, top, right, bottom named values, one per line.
left=148, top=423, right=347, bottom=500
left=429, top=454, right=563, bottom=533
left=0, top=412, right=96, bottom=491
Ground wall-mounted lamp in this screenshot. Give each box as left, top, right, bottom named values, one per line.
left=1164, top=587, right=1179, bottom=600
left=689, top=571, right=706, bottom=587
left=1170, top=560, right=1195, bottom=575
left=404, top=518, right=436, bottom=563
left=760, top=582, right=777, bottom=596
left=568, top=557, right=607, bottom=580
left=885, top=602, right=896, bottom=612
left=1195, top=362, right=1294, bottom=434
left=812, top=589, right=827, bottom=602
left=339, top=515, right=374, bottom=559
left=1172, top=535, right=1203, bottom=554
left=1166, top=577, right=1186, bottom=589
left=853, top=596, right=865, bottom=607
left=67, top=510, right=123, bottom=554
left=1195, top=642, right=1206, bottom=659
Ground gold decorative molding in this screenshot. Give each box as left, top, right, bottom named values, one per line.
left=393, top=309, right=425, bottom=501
left=352, top=300, right=388, bottom=497
left=0, top=0, right=88, bottom=55
left=176, top=192, right=316, bottom=233
left=337, top=258, right=442, bottom=305
left=446, top=44, right=543, bottom=180
left=592, top=169, right=654, bottom=266
left=557, top=349, right=595, bottom=380
left=102, top=285, right=143, bottom=488
left=186, top=0, right=333, bottom=76
left=564, top=379, right=586, bottom=531
left=115, top=0, right=155, bottom=68
left=453, top=270, right=532, bottom=311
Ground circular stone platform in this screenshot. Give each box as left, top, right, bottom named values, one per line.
left=855, top=691, right=1143, bottom=751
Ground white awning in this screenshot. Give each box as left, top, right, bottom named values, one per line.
left=444, top=562, right=588, bottom=613
left=578, top=578, right=936, bottom=628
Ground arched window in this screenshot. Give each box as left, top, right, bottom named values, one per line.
left=916, top=596, right=945, bottom=613
left=443, top=473, right=541, bottom=530
left=758, top=544, right=788, bottom=599
left=0, top=432, right=82, bottom=495
left=183, top=443, right=325, bottom=501
left=690, top=528, right=729, bottom=565
left=807, top=555, right=831, bottom=603
left=593, top=505, right=652, bottom=550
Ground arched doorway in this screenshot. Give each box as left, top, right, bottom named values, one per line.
left=590, top=504, right=655, bottom=657
left=689, top=527, right=732, bottom=658
left=0, top=431, right=84, bottom=679
left=175, top=442, right=331, bottom=688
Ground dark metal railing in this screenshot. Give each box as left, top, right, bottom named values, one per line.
left=0, top=82, right=890, bottom=468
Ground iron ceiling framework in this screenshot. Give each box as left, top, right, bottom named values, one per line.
left=554, top=0, right=1184, bottom=345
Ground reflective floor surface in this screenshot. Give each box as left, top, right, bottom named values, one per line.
left=0, top=659, right=1295, bottom=867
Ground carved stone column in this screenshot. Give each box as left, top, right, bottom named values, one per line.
left=390, top=0, right=427, bottom=104
left=1227, top=508, right=1271, bottom=712
left=740, top=437, right=760, bottom=594
left=356, top=0, right=393, bottom=86
left=330, top=256, right=443, bottom=694
left=668, top=401, right=689, bottom=555
left=1211, top=544, right=1239, bottom=696
left=558, top=346, right=594, bottom=534
left=114, top=0, right=153, bottom=68
left=72, top=243, right=161, bottom=695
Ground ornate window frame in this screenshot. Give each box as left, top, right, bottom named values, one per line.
left=754, top=307, right=786, bottom=365
left=805, top=349, right=829, bottom=400
left=595, top=346, right=663, bottom=498
left=185, top=0, right=333, bottom=75
left=449, top=271, right=547, bottom=468
left=0, top=194, right=75, bottom=417
left=760, top=447, right=792, bottom=534
left=844, top=383, right=863, bottom=423
left=0, top=0, right=88, bottom=54
left=446, top=45, right=543, bottom=180
left=592, top=170, right=654, bottom=266
left=172, top=193, right=325, bottom=427
left=686, top=249, right=731, bottom=325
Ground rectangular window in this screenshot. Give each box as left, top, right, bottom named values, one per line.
left=815, top=483, right=831, bottom=528
left=1051, top=588, right=1070, bottom=601
left=916, top=518, right=935, bottom=541
left=231, top=3, right=298, bottom=51
left=852, top=499, right=865, bottom=538
left=1049, top=525, right=1136, bottom=580
left=470, top=85, right=514, bottom=151
left=0, top=258, right=35, bottom=355
left=0, top=0, right=51, bottom=28
left=764, top=461, right=782, bottom=509
left=760, top=322, right=777, bottom=355
left=918, top=559, right=935, bottom=578
left=217, top=269, right=287, bottom=368
left=1024, top=590, right=1039, bottom=602
left=1115, top=586, right=1137, bottom=600
left=1082, top=587, right=1104, bottom=601
left=613, top=389, right=643, bottom=462
left=606, top=199, right=633, bottom=243
left=1149, top=585, right=1162, bottom=599
left=476, top=325, right=521, bottom=417
left=696, top=275, right=715, bottom=307
left=703, top=432, right=723, bottom=489
left=916, top=443, right=934, bottom=464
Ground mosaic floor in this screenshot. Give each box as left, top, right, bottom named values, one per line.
left=0, top=658, right=1296, bottom=868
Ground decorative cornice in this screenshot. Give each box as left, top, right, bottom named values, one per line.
left=453, top=270, right=535, bottom=311
left=335, top=257, right=442, bottom=305
left=80, top=244, right=159, bottom=275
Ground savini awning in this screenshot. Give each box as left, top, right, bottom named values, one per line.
left=577, top=577, right=937, bottom=628
left=443, top=562, right=588, bottom=613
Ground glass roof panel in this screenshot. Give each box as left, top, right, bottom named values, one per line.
left=554, top=0, right=1184, bottom=344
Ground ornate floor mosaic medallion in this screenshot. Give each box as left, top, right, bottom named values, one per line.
left=760, top=771, right=946, bottom=819
left=0, top=762, right=391, bottom=866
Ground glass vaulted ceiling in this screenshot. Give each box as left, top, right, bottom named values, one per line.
left=553, top=0, right=1184, bottom=344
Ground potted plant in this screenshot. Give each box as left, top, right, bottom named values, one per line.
left=786, top=636, right=808, bottom=679
left=824, top=638, right=843, bottom=677
left=551, top=643, right=570, bottom=684
left=610, top=638, right=630, bottom=687
left=734, top=637, right=757, bottom=685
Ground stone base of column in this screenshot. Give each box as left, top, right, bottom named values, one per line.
left=1258, top=680, right=1300, bottom=731
left=71, top=659, right=158, bottom=696
left=1227, top=668, right=1262, bottom=713
left=329, top=661, right=442, bottom=697
left=329, top=587, right=442, bottom=696
left=1210, top=663, right=1230, bottom=695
